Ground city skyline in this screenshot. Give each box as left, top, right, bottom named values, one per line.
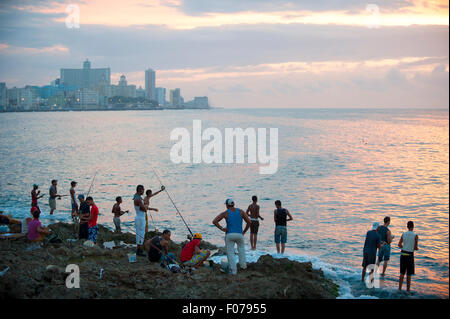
left=0, top=0, right=448, bottom=108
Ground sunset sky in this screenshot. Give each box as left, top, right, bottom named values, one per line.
left=0, top=0, right=448, bottom=108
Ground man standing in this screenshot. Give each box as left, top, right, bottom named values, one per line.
left=144, top=229, right=176, bottom=265
left=49, top=180, right=61, bottom=215
left=273, top=200, right=293, bottom=254
left=212, top=198, right=251, bottom=275
left=377, top=216, right=394, bottom=276
left=134, top=185, right=148, bottom=256
left=78, top=194, right=90, bottom=240
left=31, top=184, right=44, bottom=213
left=86, top=196, right=99, bottom=244
left=398, top=221, right=419, bottom=292
left=362, top=222, right=381, bottom=282
left=246, top=195, right=264, bottom=250
left=70, top=181, right=78, bottom=220
left=112, top=196, right=128, bottom=232
left=143, top=186, right=164, bottom=233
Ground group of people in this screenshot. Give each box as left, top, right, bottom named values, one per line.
left=362, top=216, right=419, bottom=292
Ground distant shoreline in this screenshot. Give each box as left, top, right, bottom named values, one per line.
left=0, top=106, right=213, bottom=113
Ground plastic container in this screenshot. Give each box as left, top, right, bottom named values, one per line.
left=128, top=253, right=136, bottom=263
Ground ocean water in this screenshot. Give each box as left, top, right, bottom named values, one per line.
left=0, top=108, right=448, bottom=299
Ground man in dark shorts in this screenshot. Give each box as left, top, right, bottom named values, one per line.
left=377, top=216, right=394, bottom=276
left=273, top=200, right=293, bottom=254
left=144, top=229, right=176, bottom=265
left=398, top=221, right=419, bottom=292
left=246, top=195, right=264, bottom=250
left=362, top=222, right=381, bottom=282
left=78, top=194, right=90, bottom=240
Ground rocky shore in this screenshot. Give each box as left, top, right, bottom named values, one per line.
left=0, top=222, right=339, bottom=299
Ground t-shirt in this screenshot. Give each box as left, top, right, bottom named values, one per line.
left=27, top=219, right=42, bottom=241
left=181, top=239, right=200, bottom=262
left=148, top=236, right=163, bottom=262
left=49, top=185, right=56, bottom=199
left=88, top=205, right=99, bottom=228
left=363, top=230, right=381, bottom=256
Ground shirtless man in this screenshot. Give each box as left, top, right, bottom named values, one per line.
left=70, top=181, right=78, bottom=220
left=143, top=187, right=164, bottom=233
left=246, top=195, right=264, bottom=250
left=112, top=196, right=128, bottom=232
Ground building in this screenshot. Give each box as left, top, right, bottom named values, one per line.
left=19, top=86, right=39, bottom=110
left=193, top=96, right=209, bottom=108
left=74, top=89, right=99, bottom=108
left=0, top=82, right=7, bottom=111
left=111, top=75, right=136, bottom=98
left=155, top=87, right=166, bottom=107
left=145, top=68, right=156, bottom=100
left=60, top=59, right=110, bottom=89
left=136, top=86, right=145, bottom=99
left=169, top=88, right=181, bottom=108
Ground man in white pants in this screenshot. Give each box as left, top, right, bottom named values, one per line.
left=213, top=198, right=251, bottom=275
left=134, top=185, right=148, bottom=257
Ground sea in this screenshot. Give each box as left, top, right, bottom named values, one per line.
left=0, top=108, right=448, bottom=299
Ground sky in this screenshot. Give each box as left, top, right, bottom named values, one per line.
left=0, top=0, right=448, bottom=108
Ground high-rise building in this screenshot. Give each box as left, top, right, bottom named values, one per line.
left=60, top=59, right=110, bottom=89
left=155, top=87, right=166, bottom=107
left=145, top=68, right=156, bottom=100
left=0, top=82, right=7, bottom=111
left=169, top=88, right=181, bottom=108
left=111, top=75, right=136, bottom=98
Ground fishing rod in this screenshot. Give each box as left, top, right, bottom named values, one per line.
left=86, top=170, right=99, bottom=197
left=152, top=168, right=194, bottom=238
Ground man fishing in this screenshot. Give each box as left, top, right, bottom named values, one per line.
left=49, top=180, right=62, bottom=215
left=31, top=184, right=44, bottom=213
left=134, top=185, right=164, bottom=256
left=212, top=198, right=251, bottom=275
left=143, top=187, right=165, bottom=233
left=398, top=221, right=419, bottom=292
left=144, top=229, right=176, bottom=265
left=246, top=195, right=264, bottom=250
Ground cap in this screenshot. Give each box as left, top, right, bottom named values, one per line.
left=372, top=222, right=380, bottom=230
left=225, top=198, right=234, bottom=206
left=193, top=233, right=202, bottom=240
left=78, top=194, right=85, bottom=200
left=33, top=184, right=38, bottom=188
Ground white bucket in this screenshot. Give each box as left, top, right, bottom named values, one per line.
left=128, top=253, right=136, bottom=263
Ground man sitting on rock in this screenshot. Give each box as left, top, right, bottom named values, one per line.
left=181, top=233, right=210, bottom=268
left=144, top=229, right=176, bottom=265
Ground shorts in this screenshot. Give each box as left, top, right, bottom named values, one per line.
left=49, top=198, right=56, bottom=210
left=182, top=250, right=209, bottom=267
left=79, top=223, right=89, bottom=239
left=250, top=220, right=260, bottom=234
left=400, top=252, right=415, bottom=275
left=362, top=252, right=376, bottom=268
left=113, top=217, right=121, bottom=231
left=378, top=244, right=391, bottom=262
left=88, top=225, right=98, bottom=243
left=274, top=226, right=287, bottom=244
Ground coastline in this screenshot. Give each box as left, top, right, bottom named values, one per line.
left=0, top=222, right=339, bottom=299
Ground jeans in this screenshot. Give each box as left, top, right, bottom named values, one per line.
left=225, top=233, right=247, bottom=275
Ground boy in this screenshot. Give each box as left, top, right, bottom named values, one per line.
left=246, top=195, right=264, bottom=250
left=86, top=196, right=99, bottom=244
left=112, top=196, right=128, bottom=232
left=181, top=233, right=211, bottom=268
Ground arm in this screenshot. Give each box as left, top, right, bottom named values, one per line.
left=245, top=205, right=250, bottom=216
left=257, top=205, right=264, bottom=220
left=148, top=207, right=159, bottom=212
left=212, top=212, right=227, bottom=233
left=273, top=209, right=277, bottom=223
left=162, top=240, right=169, bottom=255
left=386, top=230, right=392, bottom=244
left=398, top=235, right=403, bottom=249
left=241, top=209, right=251, bottom=235
left=286, top=210, right=293, bottom=221
left=194, top=245, right=201, bottom=255
left=414, top=235, right=419, bottom=251
left=150, top=186, right=165, bottom=198
left=134, top=198, right=147, bottom=212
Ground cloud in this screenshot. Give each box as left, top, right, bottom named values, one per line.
left=179, top=0, right=415, bottom=15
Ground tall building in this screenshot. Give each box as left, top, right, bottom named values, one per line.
left=60, top=59, right=110, bottom=89
left=111, top=75, right=136, bottom=98
left=145, top=68, right=156, bottom=100
left=0, top=82, right=7, bottom=111
left=19, top=86, right=38, bottom=110
left=155, top=87, right=166, bottom=107
left=169, top=88, right=181, bottom=108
